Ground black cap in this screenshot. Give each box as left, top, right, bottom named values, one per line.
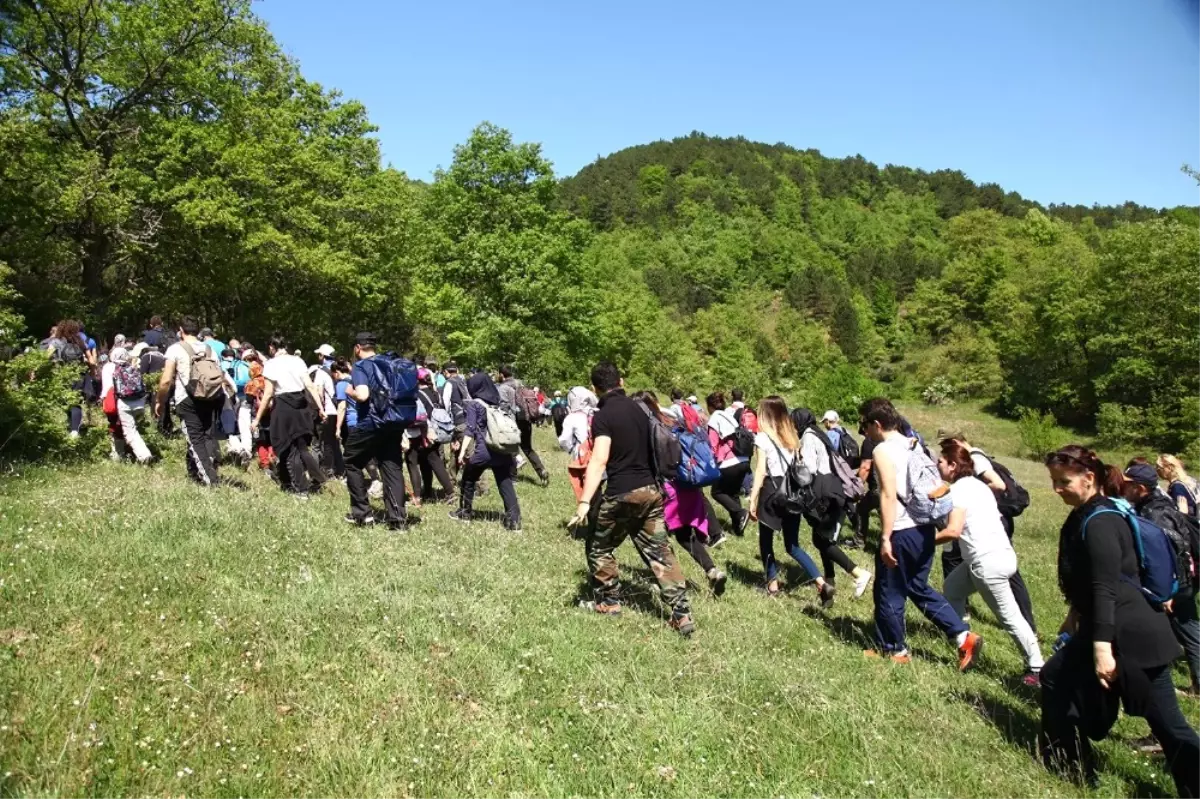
left=1124, top=463, right=1158, bottom=488
left=355, top=331, right=376, bottom=347
left=198, top=327, right=213, bottom=339
left=445, top=360, right=459, bottom=372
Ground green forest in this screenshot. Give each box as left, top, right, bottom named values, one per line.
left=1, top=0, right=1197, bottom=459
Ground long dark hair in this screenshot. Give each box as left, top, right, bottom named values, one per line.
left=633, top=390, right=673, bottom=426
left=1044, top=444, right=1123, bottom=497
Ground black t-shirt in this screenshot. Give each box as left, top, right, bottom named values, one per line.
left=592, top=389, right=655, bottom=497
left=860, top=435, right=878, bottom=490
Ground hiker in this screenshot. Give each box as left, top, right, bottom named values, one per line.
left=408, top=368, right=456, bottom=505
left=636, top=391, right=728, bottom=596
left=105, top=345, right=152, bottom=464
left=1039, top=445, right=1198, bottom=795
left=220, top=346, right=252, bottom=465
left=451, top=371, right=522, bottom=530
left=441, top=361, right=471, bottom=477
left=549, top=390, right=568, bottom=437
left=707, top=391, right=751, bottom=535
left=942, top=432, right=1038, bottom=634
left=141, top=315, right=166, bottom=350
left=792, top=407, right=871, bottom=607
left=859, top=397, right=982, bottom=669
left=821, top=410, right=844, bottom=450
left=199, top=327, right=226, bottom=359
left=935, top=439, right=1043, bottom=685
left=310, top=344, right=342, bottom=478
left=99, top=336, right=128, bottom=460
left=155, top=316, right=222, bottom=486
left=340, top=333, right=408, bottom=529
left=567, top=361, right=694, bottom=636
left=497, top=365, right=550, bottom=486
left=244, top=353, right=274, bottom=471
left=1122, top=461, right=1200, bottom=697
left=47, top=319, right=88, bottom=438
left=251, top=336, right=326, bottom=496
left=332, top=357, right=382, bottom=497
left=854, top=424, right=880, bottom=549
left=1157, top=454, right=1199, bottom=518
left=557, top=385, right=598, bottom=501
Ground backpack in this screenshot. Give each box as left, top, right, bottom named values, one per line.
left=1173, top=478, right=1200, bottom=519
left=636, top=400, right=682, bottom=484
left=970, top=448, right=1031, bottom=518
left=900, top=439, right=954, bottom=526
left=476, top=400, right=521, bottom=455
left=113, top=361, right=145, bottom=400
left=362, top=353, right=419, bottom=429
left=675, top=426, right=721, bottom=489
left=679, top=402, right=702, bottom=434
left=765, top=437, right=815, bottom=518
left=720, top=411, right=755, bottom=459
left=1084, top=498, right=1180, bottom=605
left=837, top=430, right=861, bottom=469
left=817, top=432, right=867, bottom=503
left=515, top=386, right=541, bottom=422
left=419, top=390, right=454, bottom=444
left=734, top=407, right=759, bottom=434
left=185, top=343, right=226, bottom=401
left=551, top=402, right=569, bottom=428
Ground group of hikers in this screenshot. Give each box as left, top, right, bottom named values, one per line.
left=40, top=315, right=1200, bottom=796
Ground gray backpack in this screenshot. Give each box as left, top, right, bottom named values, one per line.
left=477, top=400, right=521, bottom=455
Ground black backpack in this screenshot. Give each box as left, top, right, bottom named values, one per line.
left=636, top=400, right=681, bottom=483
left=837, top=430, right=861, bottom=468
left=971, top=448, right=1031, bottom=518
left=765, top=437, right=814, bottom=518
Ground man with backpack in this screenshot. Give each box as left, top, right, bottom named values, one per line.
left=156, top=315, right=224, bottom=486
left=497, top=365, right=550, bottom=486
left=1123, top=461, right=1200, bottom=697
left=310, top=344, right=342, bottom=478
left=441, top=362, right=471, bottom=478
left=341, top=332, right=411, bottom=530
left=568, top=361, right=695, bottom=637
left=859, top=397, right=982, bottom=669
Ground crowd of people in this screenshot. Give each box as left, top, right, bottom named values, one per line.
left=39, top=315, right=1200, bottom=796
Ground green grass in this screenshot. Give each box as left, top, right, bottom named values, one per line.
left=0, top=402, right=1195, bottom=797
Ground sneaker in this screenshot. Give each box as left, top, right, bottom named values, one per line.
left=707, top=532, right=728, bottom=549
left=503, top=520, right=523, bottom=532
left=343, top=513, right=375, bottom=526
left=957, top=631, right=984, bottom=672
left=707, top=568, right=728, bottom=597
left=367, top=480, right=383, bottom=499
left=68, top=430, right=80, bottom=440
left=448, top=509, right=473, bottom=523
left=853, top=570, right=873, bottom=599
left=386, top=521, right=408, bottom=534
left=1021, top=671, right=1041, bottom=688
left=538, top=472, right=550, bottom=487
left=819, top=583, right=836, bottom=609
left=1133, top=735, right=1163, bottom=754
left=864, top=648, right=911, bottom=664
left=733, top=511, right=749, bottom=536
left=579, top=600, right=621, bottom=617
left=669, top=614, right=696, bottom=637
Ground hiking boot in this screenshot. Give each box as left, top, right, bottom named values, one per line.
left=819, top=582, right=836, bottom=609
left=343, top=513, right=375, bottom=526
left=957, top=631, right=984, bottom=672
left=707, top=568, right=728, bottom=597
left=707, top=532, right=728, bottom=549
left=503, top=520, right=523, bottom=532
left=538, top=472, right=550, bottom=487
left=669, top=614, right=696, bottom=637
left=864, top=648, right=911, bottom=664
left=853, top=570, right=873, bottom=599
left=1021, top=671, right=1042, bottom=688
left=448, top=509, right=473, bottom=523
left=579, top=600, right=622, bottom=617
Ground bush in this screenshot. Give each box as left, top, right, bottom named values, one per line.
left=0, top=349, right=89, bottom=463
left=922, top=377, right=956, bottom=406
left=797, top=362, right=885, bottom=420
left=1016, top=407, right=1063, bottom=461
left=1095, top=403, right=1144, bottom=449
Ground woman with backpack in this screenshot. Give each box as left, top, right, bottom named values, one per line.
left=451, top=372, right=521, bottom=531
left=106, top=346, right=152, bottom=465
left=1158, top=454, right=1200, bottom=519
left=707, top=392, right=752, bottom=535
left=1040, top=445, right=1198, bottom=795
left=407, top=368, right=456, bottom=506
left=558, top=386, right=598, bottom=501
left=937, top=439, right=1042, bottom=685
left=48, top=319, right=88, bottom=438
left=791, top=408, right=872, bottom=607
left=636, top=392, right=728, bottom=596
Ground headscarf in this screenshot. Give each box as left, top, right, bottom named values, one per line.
left=110, top=346, right=131, bottom=366
left=466, top=372, right=501, bottom=406
left=790, top=407, right=834, bottom=450
left=567, top=385, right=598, bottom=415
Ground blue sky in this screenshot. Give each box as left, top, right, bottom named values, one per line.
left=256, top=0, right=1199, bottom=208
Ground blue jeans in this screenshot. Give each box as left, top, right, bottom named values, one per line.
left=759, top=517, right=821, bottom=584
left=873, top=524, right=968, bottom=652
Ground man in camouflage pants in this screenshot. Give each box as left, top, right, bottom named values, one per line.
left=568, top=361, right=693, bottom=636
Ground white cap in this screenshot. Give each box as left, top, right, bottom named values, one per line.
left=314, top=343, right=335, bottom=357
left=822, top=410, right=840, bottom=423
left=687, top=395, right=698, bottom=404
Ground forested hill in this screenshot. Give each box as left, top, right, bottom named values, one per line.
left=559, top=133, right=1192, bottom=230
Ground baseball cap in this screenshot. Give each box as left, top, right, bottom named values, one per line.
left=687, top=395, right=698, bottom=404
left=198, top=327, right=213, bottom=340
left=314, top=343, right=335, bottom=357
left=1123, top=463, right=1158, bottom=488
left=822, top=410, right=840, bottom=423
left=355, top=331, right=377, bottom=347
left=445, top=360, right=459, bottom=373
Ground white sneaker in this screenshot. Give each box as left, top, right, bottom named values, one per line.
left=69, top=430, right=80, bottom=440
left=853, top=570, right=873, bottom=599
left=368, top=480, right=383, bottom=499
left=515, top=454, right=527, bottom=471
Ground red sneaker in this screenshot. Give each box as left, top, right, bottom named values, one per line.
left=958, top=632, right=984, bottom=672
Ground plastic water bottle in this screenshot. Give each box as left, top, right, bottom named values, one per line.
left=1052, top=632, right=1072, bottom=654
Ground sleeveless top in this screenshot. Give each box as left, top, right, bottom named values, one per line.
left=874, top=435, right=917, bottom=531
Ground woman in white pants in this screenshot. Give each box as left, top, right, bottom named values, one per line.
left=936, top=438, right=1043, bottom=685
left=108, top=347, right=153, bottom=464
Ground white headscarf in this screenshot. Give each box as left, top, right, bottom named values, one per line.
left=567, top=386, right=598, bottom=415
left=110, top=346, right=131, bottom=366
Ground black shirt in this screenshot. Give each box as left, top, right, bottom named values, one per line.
left=592, top=389, right=655, bottom=498
left=1059, top=496, right=1181, bottom=669
left=860, top=435, right=878, bottom=490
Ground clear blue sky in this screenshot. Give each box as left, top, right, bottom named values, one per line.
left=256, top=0, right=1199, bottom=208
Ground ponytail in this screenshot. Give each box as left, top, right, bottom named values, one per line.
left=1044, top=444, right=1123, bottom=496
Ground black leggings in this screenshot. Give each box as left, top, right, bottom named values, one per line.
left=711, top=462, right=750, bottom=520
left=671, top=527, right=715, bottom=573
left=406, top=443, right=455, bottom=499
left=807, top=515, right=857, bottom=584
left=460, top=461, right=520, bottom=527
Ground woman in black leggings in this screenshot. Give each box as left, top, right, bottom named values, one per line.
left=1040, top=445, right=1197, bottom=795
left=706, top=392, right=750, bottom=534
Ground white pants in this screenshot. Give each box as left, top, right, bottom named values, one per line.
left=944, top=548, right=1043, bottom=670
left=117, top=401, right=153, bottom=464
left=228, top=397, right=252, bottom=457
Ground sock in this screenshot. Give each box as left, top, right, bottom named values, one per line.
left=955, top=631, right=969, bottom=648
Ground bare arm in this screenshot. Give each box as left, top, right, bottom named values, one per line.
left=336, top=401, right=347, bottom=439
left=155, top=359, right=177, bottom=416
left=748, top=447, right=767, bottom=520
left=253, top=381, right=275, bottom=428
left=578, top=436, right=612, bottom=507
left=978, top=468, right=1006, bottom=493
left=302, top=372, right=325, bottom=417
left=934, top=507, right=966, bottom=544
left=875, top=447, right=899, bottom=568
left=1177, top=495, right=1191, bottom=515
left=857, top=457, right=873, bottom=483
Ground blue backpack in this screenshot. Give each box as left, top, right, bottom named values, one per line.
left=675, top=426, right=720, bottom=489
left=1082, top=498, right=1180, bottom=605
left=362, top=353, right=419, bottom=430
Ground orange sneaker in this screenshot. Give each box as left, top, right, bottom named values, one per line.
left=958, top=631, right=984, bottom=672
left=864, top=649, right=911, bottom=664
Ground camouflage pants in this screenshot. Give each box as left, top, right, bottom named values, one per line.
left=587, top=484, right=691, bottom=616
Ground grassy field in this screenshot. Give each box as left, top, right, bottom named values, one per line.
left=0, top=401, right=1195, bottom=797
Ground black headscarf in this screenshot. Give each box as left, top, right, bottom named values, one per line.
left=466, top=372, right=501, bottom=406
left=790, top=407, right=834, bottom=450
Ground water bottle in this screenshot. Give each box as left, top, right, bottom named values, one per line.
left=1052, top=632, right=1072, bottom=654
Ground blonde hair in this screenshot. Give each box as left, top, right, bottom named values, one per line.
left=1157, top=454, right=1189, bottom=482
left=758, top=396, right=799, bottom=451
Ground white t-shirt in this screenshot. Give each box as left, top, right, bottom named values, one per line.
left=309, top=366, right=337, bottom=414
left=970, top=451, right=993, bottom=477
left=949, top=476, right=1012, bottom=563
left=165, top=340, right=216, bottom=404
left=263, top=354, right=308, bottom=395
left=101, top=361, right=116, bottom=399
left=874, top=435, right=917, bottom=531
left=755, top=432, right=795, bottom=478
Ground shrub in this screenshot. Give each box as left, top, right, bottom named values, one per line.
left=1095, top=403, right=1144, bottom=449
left=0, top=349, right=88, bottom=463
left=922, top=377, right=956, bottom=406
left=1016, top=407, right=1063, bottom=461
left=798, top=362, right=885, bottom=420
